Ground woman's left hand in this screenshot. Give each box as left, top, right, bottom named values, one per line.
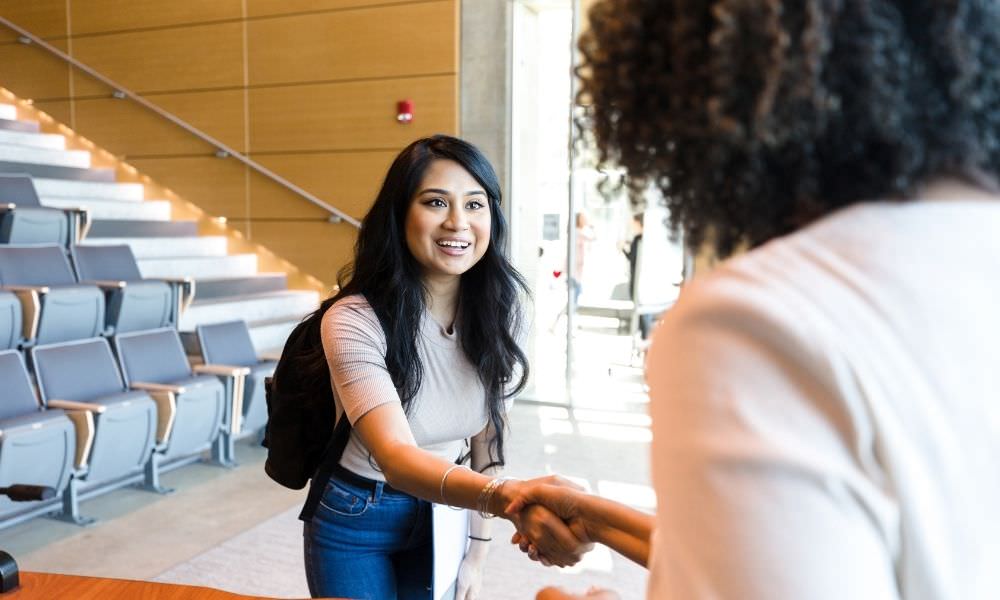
left=456, top=552, right=486, bottom=600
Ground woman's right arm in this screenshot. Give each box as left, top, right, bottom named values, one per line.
left=324, top=302, right=590, bottom=566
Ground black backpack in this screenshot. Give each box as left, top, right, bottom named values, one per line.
left=263, top=302, right=352, bottom=521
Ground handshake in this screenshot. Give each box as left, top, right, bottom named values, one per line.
left=496, top=475, right=640, bottom=600
left=500, top=475, right=594, bottom=567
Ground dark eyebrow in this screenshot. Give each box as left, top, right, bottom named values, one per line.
left=417, top=188, right=487, bottom=197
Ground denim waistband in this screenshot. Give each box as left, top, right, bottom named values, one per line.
left=332, top=463, right=405, bottom=496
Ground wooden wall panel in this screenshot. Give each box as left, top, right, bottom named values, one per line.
left=248, top=1, right=456, bottom=86
left=70, top=0, right=243, bottom=35
left=0, top=41, right=70, bottom=99
left=0, top=1, right=460, bottom=290
left=249, top=75, right=456, bottom=152
left=66, top=91, right=245, bottom=157
left=31, top=100, right=72, bottom=127
left=246, top=0, right=413, bottom=19
left=71, top=22, right=244, bottom=95
left=0, top=1, right=67, bottom=40
left=128, top=156, right=249, bottom=220
left=249, top=151, right=396, bottom=219
left=243, top=220, right=358, bottom=284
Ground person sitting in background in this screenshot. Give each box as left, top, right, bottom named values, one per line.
left=507, top=0, right=1000, bottom=598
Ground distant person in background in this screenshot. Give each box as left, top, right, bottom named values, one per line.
left=621, top=213, right=652, bottom=339
left=570, top=212, right=596, bottom=304
left=505, top=0, right=1000, bottom=598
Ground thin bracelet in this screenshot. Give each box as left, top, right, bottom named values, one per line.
left=468, top=535, right=492, bottom=542
left=477, top=476, right=515, bottom=519
left=439, top=464, right=470, bottom=507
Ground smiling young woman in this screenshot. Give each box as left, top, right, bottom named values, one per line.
left=297, top=135, right=591, bottom=600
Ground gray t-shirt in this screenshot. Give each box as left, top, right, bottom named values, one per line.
left=320, top=294, right=490, bottom=481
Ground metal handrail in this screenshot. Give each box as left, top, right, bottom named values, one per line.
left=0, top=16, right=361, bottom=228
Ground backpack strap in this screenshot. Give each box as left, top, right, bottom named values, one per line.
left=298, top=414, right=352, bottom=522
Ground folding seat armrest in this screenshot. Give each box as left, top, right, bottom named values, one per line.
left=192, top=364, right=251, bottom=377
left=130, top=382, right=181, bottom=444
left=192, top=364, right=251, bottom=435
left=61, top=206, right=90, bottom=245
left=161, top=277, right=196, bottom=320
left=130, top=381, right=187, bottom=394
left=4, top=286, right=45, bottom=343
left=46, top=399, right=101, bottom=469
left=87, top=279, right=128, bottom=290
left=46, top=399, right=107, bottom=413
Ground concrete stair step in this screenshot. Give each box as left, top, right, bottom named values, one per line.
left=247, top=318, right=301, bottom=354
left=193, top=273, right=288, bottom=301
left=33, top=178, right=144, bottom=201
left=0, top=118, right=40, bottom=133
left=0, top=105, right=15, bottom=120
left=138, top=253, right=258, bottom=280
left=0, top=129, right=64, bottom=150
left=87, top=219, right=199, bottom=238
left=79, top=235, right=227, bottom=259
left=0, top=160, right=114, bottom=181
left=0, top=143, right=90, bottom=168
left=179, top=290, right=319, bottom=331
left=41, top=196, right=171, bottom=221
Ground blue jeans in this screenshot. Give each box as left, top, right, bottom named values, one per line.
left=303, top=473, right=433, bottom=600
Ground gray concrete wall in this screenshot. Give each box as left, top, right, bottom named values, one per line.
left=460, top=0, right=512, bottom=222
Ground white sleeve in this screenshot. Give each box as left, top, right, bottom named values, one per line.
left=644, top=276, right=900, bottom=600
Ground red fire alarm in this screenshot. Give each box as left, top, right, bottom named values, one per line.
left=396, top=99, right=414, bottom=123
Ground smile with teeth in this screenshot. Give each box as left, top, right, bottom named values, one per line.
left=437, top=240, right=470, bottom=249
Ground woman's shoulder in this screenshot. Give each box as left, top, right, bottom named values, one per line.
left=321, top=294, right=384, bottom=340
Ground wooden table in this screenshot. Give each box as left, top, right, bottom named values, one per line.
left=7, top=571, right=348, bottom=599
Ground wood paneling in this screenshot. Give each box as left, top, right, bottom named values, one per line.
left=70, top=0, right=243, bottom=35
left=128, top=156, right=249, bottom=220
left=71, top=22, right=244, bottom=96
left=0, top=41, right=70, bottom=100
left=31, top=99, right=72, bottom=126
left=248, top=1, right=456, bottom=86
left=243, top=220, right=358, bottom=284
left=249, top=152, right=395, bottom=219
left=247, top=0, right=418, bottom=19
left=0, top=1, right=67, bottom=40
left=68, top=90, right=245, bottom=157
left=249, top=75, right=456, bottom=152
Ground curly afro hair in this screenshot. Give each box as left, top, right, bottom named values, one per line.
left=578, top=0, right=1000, bottom=256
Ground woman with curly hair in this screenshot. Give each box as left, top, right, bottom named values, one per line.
left=507, top=1, right=1000, bottom=598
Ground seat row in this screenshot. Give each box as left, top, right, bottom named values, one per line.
left=0, top=320, right=276, bottom=529
left=0, top=174, right=88, bottom=249
left=0, top=243, right=194, bottom=349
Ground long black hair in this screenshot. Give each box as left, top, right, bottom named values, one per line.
left=305, top=135, right=529, bottom=469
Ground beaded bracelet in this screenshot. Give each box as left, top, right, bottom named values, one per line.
left=439, top=464, right=470, bottom=508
